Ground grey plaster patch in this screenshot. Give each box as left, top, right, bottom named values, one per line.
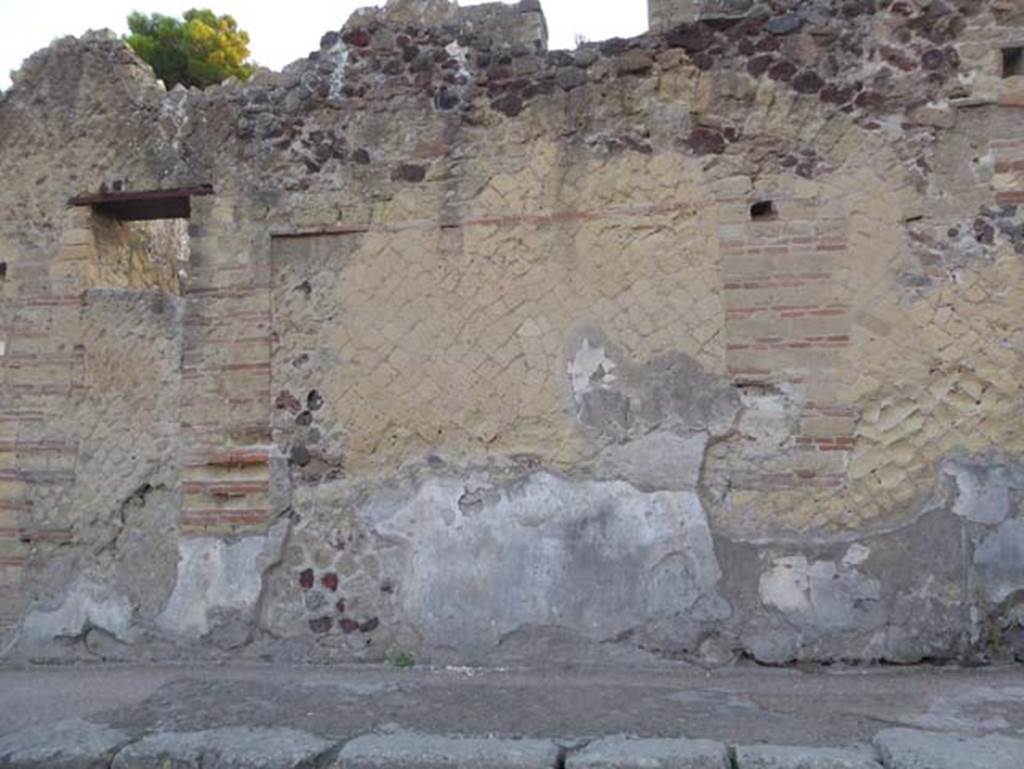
left=111, top=726, right=335, bottom=769
left=873, top=728, right=1024, bottom=769
left=734, top=744, right=881, bottom=768
left=566, top=332, right=740, bottom=494
left=973, top=519, right=1024, bottom=604
left=567, top=332, right=740, bottom=447
left=0, top=718, right=131, bottom=769
left=21, top=577, right=135, bottom=643
left=361, top=470, right=729, bottom=653
left=334, top=732, right=559, bottom=769
left=156, top=519, right=290, bottom=638
left=566, top=736, right=729, bottom=769
left=595, top=432, right=708, bottom=491
left=716, top=501, right=970, bottom=665
left=943, top=458, right=1023, bottom=525
left=108, top=483, right=180, bottom=619
left=758, top=556, right=882, bottom=632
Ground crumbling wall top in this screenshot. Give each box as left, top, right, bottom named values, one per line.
left=649, top=0, right=1024, bottom=32
left=649, top=0, right=754, bottom=31
left=344, top=0, right=547, bottom=52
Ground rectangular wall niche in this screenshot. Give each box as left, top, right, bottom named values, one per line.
left=1003, top=47, right=1023, bottom=78
left=750, top=200, right=777, bottom=221
left=68, top=186, right=213, bottom=293
left=92, top=215, right=191, bottom=293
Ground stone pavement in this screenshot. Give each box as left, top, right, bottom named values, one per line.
left=1, top=662, right=1023, bottom=768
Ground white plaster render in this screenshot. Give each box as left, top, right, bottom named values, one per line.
left=360, top=471, right=729, bottom=651
left=156, top=521, right=289, bottom=638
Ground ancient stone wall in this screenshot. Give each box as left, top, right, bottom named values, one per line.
left=649, top=0, right=756, bottom=31
left=0, top=0, right=1022, bottom=665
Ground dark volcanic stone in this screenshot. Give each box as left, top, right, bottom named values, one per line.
left=665, top=25, right=715, bottom=53
left=853, top=89, right=886, bottom=109
left=685, top=127, right=726, bottom=156
left=747, top=54, right=774, bottom=77
left=492, top=93, right=524, bottom=117
left=820, top=83, right=857, bottom=104
left=290, top=445, right=312, bottom=467
left=693, top=53, right=715, bottom=71
left=343, top=29, right=371, bottom=48
left=973, top=218, right=995, bottom=244
left=921, top=47, right=946, bottom=69
left=734, top=17, right=765, bottom=37
left=392, top=163, right=427, bottom=182
left=275, top=391, right=302, bottom=413
left=435, top=87, right=460, bottom=110
left=321, top=573, right=339, bottom=592
left=842, top=0, right=875, bottom=17
left=309, top=617, right=333, bottom=634
left=792, top=71, right=825, bottom=94
left=768, top=61, right=797, bottom=81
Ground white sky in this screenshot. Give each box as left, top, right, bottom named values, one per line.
left=0, top=1, right=648, bottom=90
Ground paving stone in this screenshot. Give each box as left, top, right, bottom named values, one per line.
left=0, top=718, right=131, bottom=769
left=333, top=732, right=560, bottom=769
left=734, top=744, right=881, bottom=768
left=111, top=726, right=336, bottom=769
left=566, top=736, right=730, bottom=769
left=873, top=728, right=1024, bottom=769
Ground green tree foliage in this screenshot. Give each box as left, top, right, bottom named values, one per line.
left=125, top=8, right=254, bottom=89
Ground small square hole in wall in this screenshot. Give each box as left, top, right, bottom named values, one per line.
left=0, top=261, right=6, bottom=280
left=750, top=200, right=776, bottom=221
left=1003, top=47, right=1023, bottom=78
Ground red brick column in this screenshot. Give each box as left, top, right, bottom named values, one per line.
left=717, top=192, right=857, bottom=492
left=178, top=199, right=274, bottom=536
left=0, top=211, right=87, bottom=636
